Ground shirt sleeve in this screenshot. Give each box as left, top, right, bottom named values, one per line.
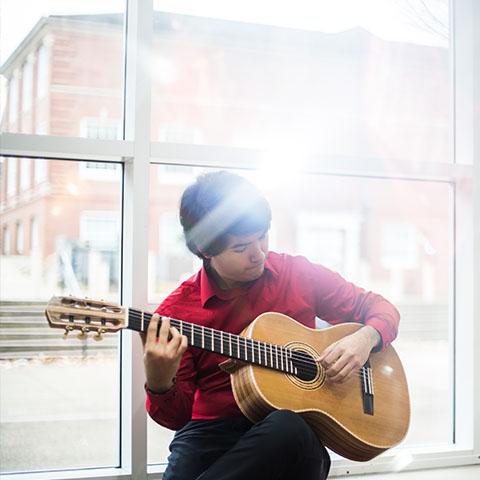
left=145, top=347, right=197, bottom=430
left=295, top=256, right=400, bottom=350
left=145, top=305, right=198, bottom=431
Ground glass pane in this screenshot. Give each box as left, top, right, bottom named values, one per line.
left=147, top=164, right=451, bottom=464
left=0, top=157, right=122, bottom=473
left=0, top=1, right=125, bottom=138
left=151, top=1, right=450, bottom=163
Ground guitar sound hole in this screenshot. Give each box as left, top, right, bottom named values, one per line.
left=291, top=350, right=318, bottom=382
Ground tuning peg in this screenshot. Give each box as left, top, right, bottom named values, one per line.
left=93, top=328, right=105, bottom=341
left=63, top=325, right=74, bottom=339
left=77, top=326, right=90, bottom=339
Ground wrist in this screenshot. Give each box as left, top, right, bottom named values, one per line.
left=361, top=325, right=382, bottom=350
left=146, top=377, right=176, bottom=394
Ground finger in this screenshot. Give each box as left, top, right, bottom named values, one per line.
left=139, top=331, right=147, bottom=347
left=318, top=341, right=338, bottom=363
left=178, top=334, right=188, bottom=354
left=325, top=353, right=350, bottom=378
left=328, top=362, right=357, bottom=384
left=145, top=314, right=160, bottom=347
left=167, top=326, right=182, bottom=353
left=321, top=346, right=343, bottom=368
left=158, top=317, right=171, bottom=345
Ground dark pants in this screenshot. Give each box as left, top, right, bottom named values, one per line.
left=163, top=410, right=331, bottom=480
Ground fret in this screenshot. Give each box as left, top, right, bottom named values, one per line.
left=229, top=333, right=232, bottom=356
left=251, top=339, right=255, bottom=363
left=275, top=345, right=279, bottom=369
left=264, top=342, right=267, bottom=366
left=244, top=337, right=247, bottom=361
left=201, top=326, right=205, bottom=349
left=279, top=346, right=283, bottom=371
left=182, top=323, right=189, bottom=345
left=237, top=336, right=240, bottom=359
left=190, top=323, right=194, bottom=345
left=141, top=310, right=145, bottom=332
left=269, top=343, right=273, bottom=368
left=208, top=327, right=213, bottom=351
left=220, top=331, right=223, bottom=354
left=179, top=321, right=183, bottom=336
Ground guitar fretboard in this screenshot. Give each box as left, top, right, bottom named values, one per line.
left=128, top=308, right=299, bottom=375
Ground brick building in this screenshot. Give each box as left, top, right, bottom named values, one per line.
left=0, top=13, right=450, bottom=306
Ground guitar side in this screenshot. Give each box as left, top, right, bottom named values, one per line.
left=230, top=312, right=410, bottom=462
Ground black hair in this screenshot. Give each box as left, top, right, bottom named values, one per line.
left=179, top=171, right=272, bottom=259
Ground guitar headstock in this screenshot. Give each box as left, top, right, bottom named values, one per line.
left=45, top=295, right=127, bottom=339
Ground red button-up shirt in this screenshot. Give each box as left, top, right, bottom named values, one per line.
left=146, top=251, right=399, bottom=430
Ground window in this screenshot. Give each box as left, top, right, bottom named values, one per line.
left=22, top=58, right=33, bottom=112
left=151, top=1, right=450, bottom=164
left=6, top=158, right=17, bottom=196
left=2, top=226, right=11, bottom=255
left=79, top=118, right=122, bottom=179
left=30, top=216, right=39, bottom=250
left=79, top=211, right=120, bottom=250
left=81, top=117, right=121, bottom=141
left=0, top=1, right=477, bottom=478
left=0, top=158, right=123, bottom=473
left=15, top=221, right=24, bottom=254
left=34, top=159, right=47, bottom=184
left=20, top=158, right=31, bottom=190
left=37, top=42, right=50, bottom=99
left=8, top=71, right=19, bottom=124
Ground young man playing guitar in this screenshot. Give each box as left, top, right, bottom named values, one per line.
left=142, top=171, right=400, bottom=480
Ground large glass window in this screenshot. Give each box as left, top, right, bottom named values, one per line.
left=0, top=157, right=122, bottom=473
left=151, top=0, right=449, bottom=163
left=0, top=0, right=477, bottom=478
left=0, top=1, right=125, bottom=138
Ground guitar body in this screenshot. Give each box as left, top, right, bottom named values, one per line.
left=230, top=312, right=410, bottom=461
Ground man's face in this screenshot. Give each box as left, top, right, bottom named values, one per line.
left=208, top=231, right=269, bottom=289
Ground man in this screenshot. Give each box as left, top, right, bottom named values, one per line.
left=142, top=171, right=399, bottom=480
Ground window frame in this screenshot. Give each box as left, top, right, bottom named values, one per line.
left=0, top=0, right=478, bottom=478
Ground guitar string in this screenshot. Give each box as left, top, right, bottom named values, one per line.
left=128, top=310, right=362, bottom=368
left=128, top=311, right=321, bottom=368
left=128, top=311, right=371, bottom=379
left=127, top=311, right=372, bottom=379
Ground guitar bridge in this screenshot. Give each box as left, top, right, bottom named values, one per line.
left=362, top=360, right=374, bottom=415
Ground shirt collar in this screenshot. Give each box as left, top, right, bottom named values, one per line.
left=199, top=253, right=278, bottom=307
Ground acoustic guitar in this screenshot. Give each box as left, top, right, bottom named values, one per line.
left=45, top=295, right=410, bottom=462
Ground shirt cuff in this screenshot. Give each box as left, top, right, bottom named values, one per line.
left=144, top=381, right=177, bottom=399
left=364, top=318, right=390, bottom=352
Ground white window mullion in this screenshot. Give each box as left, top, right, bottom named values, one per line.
left=452, top=0, right=479, bottom=460
left=121, top=1, right=153, bottom=479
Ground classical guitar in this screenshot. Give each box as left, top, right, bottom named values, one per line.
left=45, top=295, right=410, bottom=462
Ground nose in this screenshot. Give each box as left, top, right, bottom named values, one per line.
left=250, top=242, right=266, bottom=264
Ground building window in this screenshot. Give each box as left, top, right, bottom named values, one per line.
left=20, top=158, right=31, bottom=190
left=7, top=158, right=17, bottom=197
left=30, top=217, right=39, bottom=251
left=37, top=43, right=49, bottom=99
left=79, top=118, right=122, bottom=180
left=22, top=59, right=34, bottom=112
left=34, top=159, right=48, bottom=184
left=81, top=117, right=121, bottom=140
left=16, top=221, right=24, bottom=254
left=79, top=211, right=120, bottom=250
left=2, top=226, right=11, bottom=255
left=8, top=71, right=19, bottom=124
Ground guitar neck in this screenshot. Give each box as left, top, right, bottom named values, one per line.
left=128, top=308, right=296, bottom=374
